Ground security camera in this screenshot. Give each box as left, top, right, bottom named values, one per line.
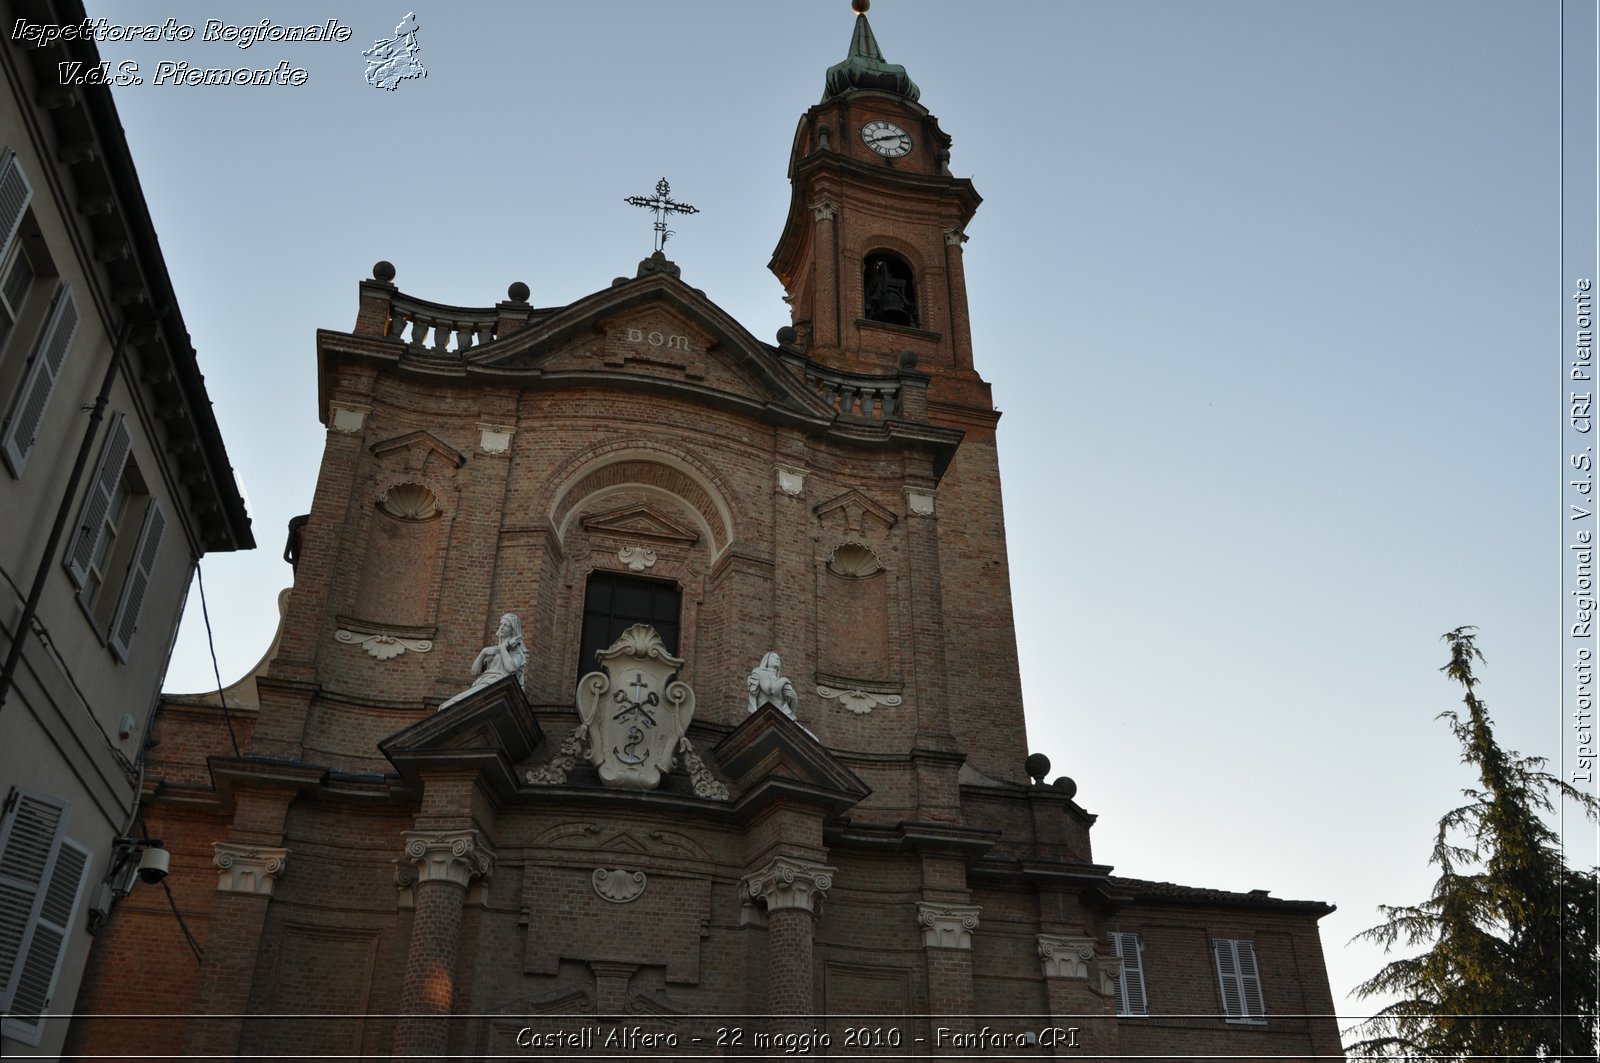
left=136, top=846, right=170, bottom=884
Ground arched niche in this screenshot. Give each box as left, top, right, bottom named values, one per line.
left=351, top=480, right=443, bottom=628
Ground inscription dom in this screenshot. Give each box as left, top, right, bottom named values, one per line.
left=625, top=327, right=693, bottom=352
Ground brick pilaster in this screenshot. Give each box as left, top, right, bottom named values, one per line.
left=183, top=789, right=293, bottom=1060
left=942, top=227, right=974, bottom=371
left=918, top=901, right=979, bottom=1034
left=1038, top=934, right=1121, bottom=1057
left=810, top=197, right=841, bottom=355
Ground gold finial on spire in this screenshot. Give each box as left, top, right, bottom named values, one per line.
left=852, top=0, right=870, bottom=14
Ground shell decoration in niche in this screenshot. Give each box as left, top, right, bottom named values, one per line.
left=378, top=481, right=441, bottom=520
left=592, top=868, right=647, bottom=904
left=827, top=540, right=884, bottom=579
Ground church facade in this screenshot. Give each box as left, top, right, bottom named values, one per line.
left=70, top=9, right=1342, bottom=1059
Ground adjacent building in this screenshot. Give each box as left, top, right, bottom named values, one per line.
left=67, top=7, right=1340, bottom=1059
left=0, top=0, right=253, bottom=1056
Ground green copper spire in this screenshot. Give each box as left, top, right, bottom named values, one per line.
left=823, top=0, right=921, bottom=102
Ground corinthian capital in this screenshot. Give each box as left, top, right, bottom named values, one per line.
left=402, top=828, right=494, bottom=888
left=744, top=855, right=836, bottom=913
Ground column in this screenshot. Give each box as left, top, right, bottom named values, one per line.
left=391, top=829, right=493, bottom=1061
left=745, top=856, right=834, bottom=1030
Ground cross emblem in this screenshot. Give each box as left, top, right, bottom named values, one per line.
left=625, top=178, right=699, bottom=253
left=612, top=672, right=659, bottom=727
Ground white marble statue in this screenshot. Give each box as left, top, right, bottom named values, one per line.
left=440, top=613, right=527, bottom=710
left=747, top=651, right=797, bottom=720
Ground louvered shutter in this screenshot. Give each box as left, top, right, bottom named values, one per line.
left=1213, top=938, right=1244, bottom=1019
left=1, top=286, right=78, bottom=474
left=1111, top=931, right=1148, bottom=1016
left=109, top=500, right=165, bottom=660
left=0, top=791, right=68, bottom=1019
left=1235, top=939, right=1265, bottom=1020
left=1213, top=938, right=1265, bottom=1022
left=0, top=150, right=32, bottom=263
left=4, top=836, right=87, bottom=1045
left=66, top=412, right=130, bottom=586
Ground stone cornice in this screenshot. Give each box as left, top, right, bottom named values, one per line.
left=402, top=828, right=494, bottom=888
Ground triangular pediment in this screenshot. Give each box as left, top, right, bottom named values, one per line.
left=812, top=488, right=898, bottom=533
left=580, top=502, right=701, bottom=545
left=369, top=429, right=467, bottom=469
left=576, top=502, right=700, bottom=544
left=467, top=274, right=840, bottom=424
left=594, top=830, right=653, bottom=855
left=714, top=705, right=870, bottom=817
left=379, top=676, right=543, bottom=799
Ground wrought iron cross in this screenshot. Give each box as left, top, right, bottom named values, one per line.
left=625, top=178, right=698, bottom=252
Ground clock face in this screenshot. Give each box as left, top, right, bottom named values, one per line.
left=861, top=119, right=912, bottom=158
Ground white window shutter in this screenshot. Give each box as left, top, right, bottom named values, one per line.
left=109, top=500, right=165, bottom=660
left=1213, top=938, right=1265, bottom=1022
left=1, top=286, right=78, bottom=474
left=1235, top=939, right=1265, bottom=1019
left=66, top=412, right=130, bottom=586
left=0, top=790, right=69, bottom=1019
left=3, top=836, right=87, bottom=1045
left=1213, top=938, right=1243, bottom=1019
left=0, top=150, right=32, bottom=262
left=1111, top=931, right=1148, bottom=1016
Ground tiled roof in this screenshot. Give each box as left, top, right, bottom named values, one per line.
left=1108, top=876, right=1335, bottom=914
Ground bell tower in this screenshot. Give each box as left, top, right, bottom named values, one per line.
left=773, top=1, right=1026, bottom=779
left=770, top=0, right=988, bottom=412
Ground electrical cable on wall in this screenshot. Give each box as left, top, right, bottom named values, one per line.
left=196, top=562, right=241, bottom=758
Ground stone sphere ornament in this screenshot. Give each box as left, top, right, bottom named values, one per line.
left=1025, top=752, right=1051, bottom=784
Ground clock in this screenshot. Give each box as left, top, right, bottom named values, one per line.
left=861, top=119, right=912, bottom=158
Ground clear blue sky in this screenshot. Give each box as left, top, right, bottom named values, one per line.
left=86, top=0, right=1585, bottom=1032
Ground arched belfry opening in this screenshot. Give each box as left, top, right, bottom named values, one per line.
left=863, top=251, right=918, bottom=327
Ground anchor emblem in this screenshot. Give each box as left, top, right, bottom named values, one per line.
left=612, top=672, right=660, bottom=765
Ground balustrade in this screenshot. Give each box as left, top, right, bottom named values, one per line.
left=385, top=294, right=499, bottom=353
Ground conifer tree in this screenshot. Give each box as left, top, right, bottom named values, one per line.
left=1348, top=627, right=1598, bottom=1059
